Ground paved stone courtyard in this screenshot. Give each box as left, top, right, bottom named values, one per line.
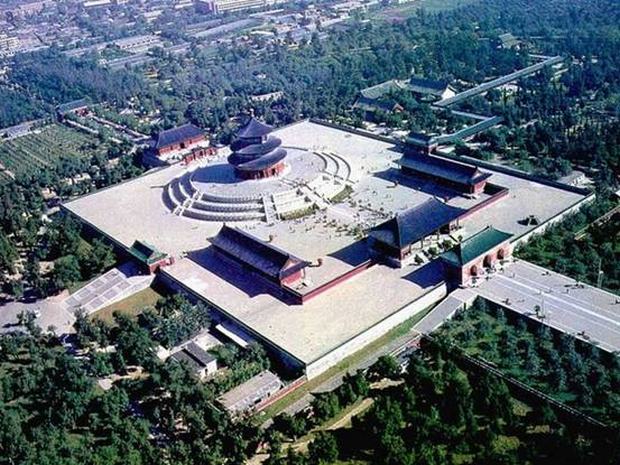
left=62, top=120, right=591, bottom=372
left=64, top=120, right=587, bottom=261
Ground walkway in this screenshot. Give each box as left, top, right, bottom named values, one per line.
left=435, top=55, right=563, bottom=107
left=413, top=288, right=477, bottom=334
left=63, top=262, right=155, bottom=315
left=474, top=260, right=620, bottom=353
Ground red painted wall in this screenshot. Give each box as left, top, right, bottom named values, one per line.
left=157, top=135, right=206, bottom=156
left=450, top=242, right=512, bottom=285
left=292, top=259, right=375, bottom=303
left=458, top=185, right=509, bottom=221
left=281, top=269, right=304, bottom=286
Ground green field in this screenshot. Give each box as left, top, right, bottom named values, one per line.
left=435, top=298, right=620, bottom=426
left=90, top=285, right=167, bottom=325
left=0, top=124, right=103, bottom=179
left=372, top=0, right=479, bottom=20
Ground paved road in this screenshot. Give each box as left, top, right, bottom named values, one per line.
left=0, top=296, right=75, bottom=336
left=280, top=331, right=420, bottom=417
left=475, top=260, right=620, bottom=353
left=413, top=288, right=477, bottom=334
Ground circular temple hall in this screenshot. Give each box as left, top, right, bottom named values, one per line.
left=228, top=118, right=288, bottom=180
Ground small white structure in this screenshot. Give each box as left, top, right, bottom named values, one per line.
left=558, top=170, right=587, bottom=187
left=170, top=342, right=218, bottom=380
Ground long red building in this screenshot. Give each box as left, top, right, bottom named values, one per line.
left=398, top=152, right=492, bottom=195
left=153, top=124, right=206, bottom=157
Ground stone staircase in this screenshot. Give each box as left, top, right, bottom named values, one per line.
left=165, top=172, right=267, bottom=222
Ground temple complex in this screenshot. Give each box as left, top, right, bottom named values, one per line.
left=64, top=119, right=591, bottom=379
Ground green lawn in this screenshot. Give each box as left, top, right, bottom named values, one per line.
left=0, top=124, right=105, bottom=178
left=89, top=285, right=166, bottom=324
left=372, top=0, right=479, bottom=21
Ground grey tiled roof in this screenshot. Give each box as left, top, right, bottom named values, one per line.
left=210, top=226, right=310, bottom=280
left=171, top=342, right=217, bottom=372
left=407, top=76, right=451, bottom=96
left=218, top=370, right=282, bottom=413
left=368, top=198, right=466, bottom=249
left=398, top=153, right=492, bottom=186
left=236, top=118, right=273, bottom=139
left=154, top=124, right=204, bottom=149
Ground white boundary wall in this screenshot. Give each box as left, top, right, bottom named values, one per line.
left=512, top=192, right=596, bottom=247
left=305, top=283, right=448, bottom=379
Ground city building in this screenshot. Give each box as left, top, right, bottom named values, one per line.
left=218, top=370, right=283, bottom=414
left=200, top=0, right=267, bottom=15
left=113, top=35, right=162, bottom=53
left=0, top=34, right=20, bottom=56
left=83, top=0, right=112, bottom=8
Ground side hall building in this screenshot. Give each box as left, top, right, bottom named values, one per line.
left=398, top=152, right=492, bottom=195
left=368, top=197, right=466, bottom=267
left=209, top=225, right=311, bottom=288
left=152, top=124, right=206, bottom=158
left=441, top=226, right=513, bottom=286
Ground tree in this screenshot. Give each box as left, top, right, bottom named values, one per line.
left=338, top=370, right=369, bottom=405
left=79, top=239, right=115, bottom=278
left=39, top=352, right=94, bottom=428
left=273, top=413, right=308, bottom=440
left=0, top=404, right=28, bottom=463
left=369, top=355, right=401, bottom=381
left=50, top=254, right=81, bottom=291
left=113, top=313, right=155, bottom=368
left=312, top=392, right=340, bottom=423
left=0, top=231, right=17, bottom=275
left=42, top=215, right=82, bottom=260
left=308, top=431, right=339, bottom=464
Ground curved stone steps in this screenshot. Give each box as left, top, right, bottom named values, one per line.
left=167, top=181, right=186, bottom=208
left=179, top=172, right=197, bottom=197
left=191, top=198, right=264, bottom=213
left=327, top=152, right=353, bottom=182
left=181, top=206, right=265, bottom=222
left=315, top=151, right=339, bottom=176
left=200, top=191, right=264, bottom=204
left=162, top=186, right=178, bottom=211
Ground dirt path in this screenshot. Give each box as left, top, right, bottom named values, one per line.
left=327, top=398, right=374, bottom=430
